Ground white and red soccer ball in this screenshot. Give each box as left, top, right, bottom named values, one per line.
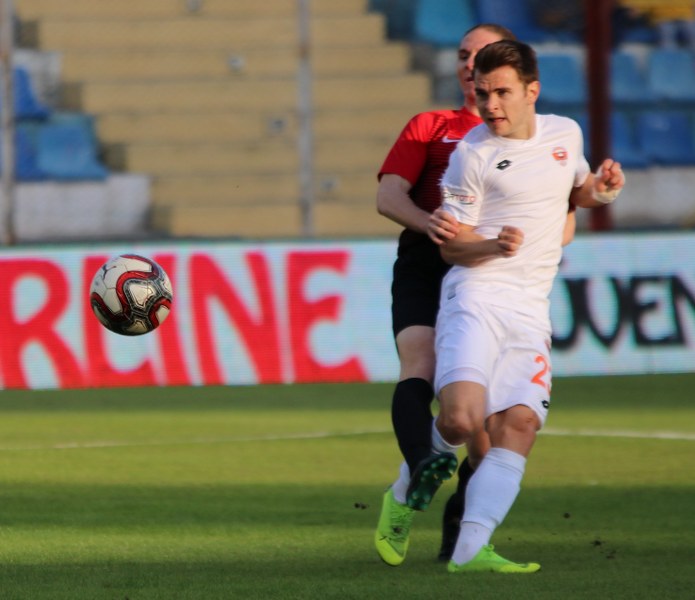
left=89, top=254, right=173, bottom=336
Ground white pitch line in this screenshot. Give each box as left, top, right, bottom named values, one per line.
left=0, top=428, right=390, bottom=452
left=542, top=427, right=695, bottom=441
left=0, top=426, right=693, bottom=452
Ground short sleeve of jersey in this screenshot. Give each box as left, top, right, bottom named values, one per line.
left=571, top=121, right=591, bottom=188
left=378, top=112, right=438, bottom=185
left=440, top=142, right=485, bottom=226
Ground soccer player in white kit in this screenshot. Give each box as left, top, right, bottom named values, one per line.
left=428, top=39, right=625, bottom=573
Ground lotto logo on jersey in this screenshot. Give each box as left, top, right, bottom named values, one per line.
left=552, top=147, right=568, bottom=165
left=443, top=188, right=476, bottom=205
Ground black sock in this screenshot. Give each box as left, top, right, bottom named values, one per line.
left=455, top=456, right=475, bottom=498
left=391, top=378, right=434, bottom=473
left=443, top=457, right=475, bottom=524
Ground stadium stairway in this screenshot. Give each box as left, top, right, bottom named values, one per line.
left=15, top=0, right=434, bottom=239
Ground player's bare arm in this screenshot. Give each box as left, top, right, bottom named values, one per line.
left=431, top=201, right=573, bottom=248
left=377, top=174, right=432, bottom=233
left=439, top=223, right=524, bottom=266
left=427, top=208, right=461, bottom=245
left=570, top=158, right=625, bottom=208
left=562, top=208, right=576, bottom=246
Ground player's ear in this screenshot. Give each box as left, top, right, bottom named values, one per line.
left=527, top=80, right=540, bottom=104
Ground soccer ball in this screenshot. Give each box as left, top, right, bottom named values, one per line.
left=89, top=254, right=173, bottom=336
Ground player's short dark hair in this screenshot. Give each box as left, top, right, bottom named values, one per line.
left=463, top=23, right=517, bottom=42
left=474, top=40, right=539, bottom=86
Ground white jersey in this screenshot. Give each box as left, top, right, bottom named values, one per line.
left=440, top=113, right=590, bottom=325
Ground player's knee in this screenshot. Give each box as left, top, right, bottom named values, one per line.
left=488, top=406, right=539, bottom=449
left=437, top=410, right=479, bottom=445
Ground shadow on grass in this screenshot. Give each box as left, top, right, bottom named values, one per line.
left=1, top=481, right=694, bottom=532
left=0, top=482, right=692, bottom=599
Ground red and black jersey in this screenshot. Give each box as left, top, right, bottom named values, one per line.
left=379, top=107, right=483, bottom=214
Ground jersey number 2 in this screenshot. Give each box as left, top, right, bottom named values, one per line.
left=531, top=354, right=551, bottom=392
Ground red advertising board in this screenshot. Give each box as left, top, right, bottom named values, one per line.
left=1, top=234, right=694, bottom=390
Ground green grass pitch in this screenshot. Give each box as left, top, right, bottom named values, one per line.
left=0, top=374, right=693, bottom=599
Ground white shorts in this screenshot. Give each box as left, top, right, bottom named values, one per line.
left=434, top=294, right=552, bottom=426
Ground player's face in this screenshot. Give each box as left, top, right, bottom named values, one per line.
left=474, top=65, right=539, bottom=139
left=457, top=28, right=504, bottom=111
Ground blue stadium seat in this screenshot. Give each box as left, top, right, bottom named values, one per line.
left=36, top=122, right=109, bottom=180
left=611, top=51, right=655, bottom=106
left=15, top=125, right=47, bottom=180
left=610, top=112, right=649, bottom=169
left=12, top=67, right=50, bottom=120
left=636, top=111, right=695, bottom=165
left=413, top=0, right=478, bottom=47
left=570, top=112, right=649, bottom=169
left=613, top=7, right=659, bottom=45
left=473, top=0, right=553, bottom=43
left=368, top=0, right=386, bottom=12
left=536, top=54, right=586, bottom=111
left=618, top=24, right=658, bottom=45
left=48, top=111, right=99, bottom=146
left=0, top=125, right=47, bottom=180
left=369, top=0, right=417, bottom=41
left=647, top=49, right=695, bottom=103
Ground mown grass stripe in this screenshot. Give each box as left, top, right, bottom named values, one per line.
left=0, top=426, right=693, bottom=452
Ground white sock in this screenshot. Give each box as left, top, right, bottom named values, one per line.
left=453, top=522, right=493, bottom=564
left=451, top=447, right=526, bottom=565
left=391, top=460, right=410, bottom=504
left=431, top=419, right=465, bottom=454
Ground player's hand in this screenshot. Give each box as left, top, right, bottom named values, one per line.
left=427, top=208, right=460, bottom=245
left=594, top=159, right=625, bottom=193
left=496, top=225, right=524, bottom=257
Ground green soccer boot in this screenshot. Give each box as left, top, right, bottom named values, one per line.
left=447, top=544, right=541, bottom=574
left=406, top=452, right=458, bottom=511
left=374, top=488, right=415, bottom=566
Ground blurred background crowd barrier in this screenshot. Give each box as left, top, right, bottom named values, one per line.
left=0, top=0, right=693, bottom=244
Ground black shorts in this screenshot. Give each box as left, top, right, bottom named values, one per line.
left=391, top=230, right=451, bottom=338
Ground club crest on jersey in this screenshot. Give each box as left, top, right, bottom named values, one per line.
left=552, top=147, right=568, bottom=165
left=496, top=159, right=512, bottom=170
left=443, top=188, right=476, bottom=205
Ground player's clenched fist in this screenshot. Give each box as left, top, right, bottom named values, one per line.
left=427, top=208, right=461, bottom=245
left=496, top=226, right=524, bottom=257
